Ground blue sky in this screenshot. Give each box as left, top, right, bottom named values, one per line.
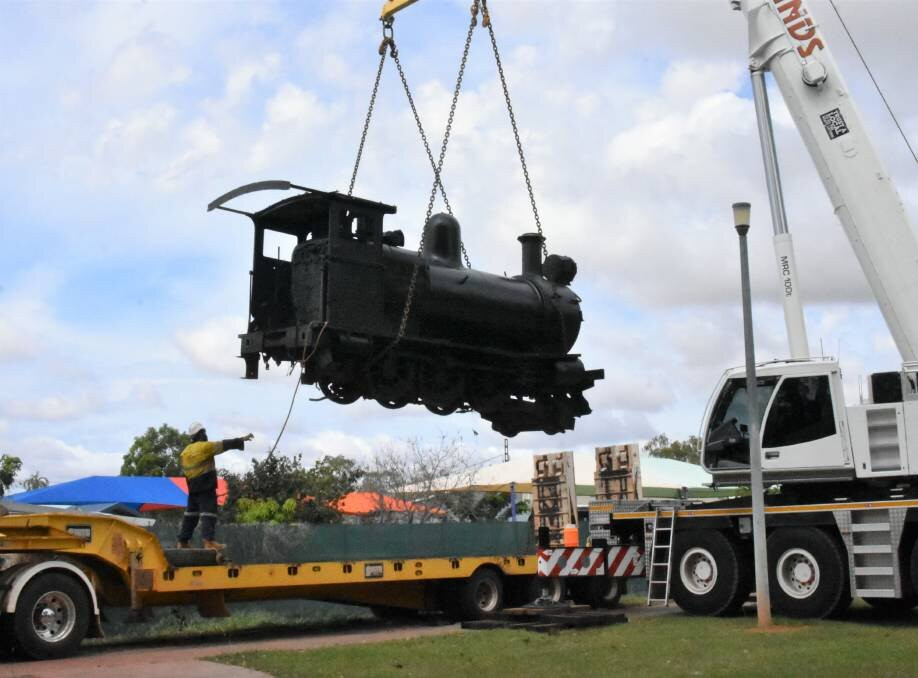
left=2, top=0, right=917, bottom=486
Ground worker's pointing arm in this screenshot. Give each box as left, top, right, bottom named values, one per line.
left=218, top=433, right=255, bottom=453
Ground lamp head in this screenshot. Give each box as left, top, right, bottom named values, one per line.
left=732, top=202, right=751, bottom=235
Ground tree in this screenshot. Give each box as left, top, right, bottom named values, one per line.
left=644, top=434, right=702, bottom=466
left=121, top=424, right=189, bottom=476
left=22, top=472, right=49, bottom=491
left=0, top=454, right=22, bottom=497
left=362, top=436, right=481, bottom=523
left=234, top=497, right=299, bottom=524
left=222, top=453, right=364, bottom=524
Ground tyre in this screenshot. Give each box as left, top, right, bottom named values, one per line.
left=767, top=527, right=850, bottom=619
left=457, top=568, right=504, bottom=620
left=12, top=572, right=91, bottom=660
left=910, top=536, right=918, bottom=603
left=527, top=576, right=565, bottom=604
left=371, top=605, right=420, bottom=621
left=862, top=596, right=916, bottom=614
left=0, top=614, right=15, bottom=658
left=671, top=530, right=751, bottom=616
left=569, top=576, right=623, bottom=609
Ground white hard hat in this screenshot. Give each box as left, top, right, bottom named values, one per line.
left=188, top=421, right=205, bottom=436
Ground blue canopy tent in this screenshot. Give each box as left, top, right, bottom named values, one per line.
left=6, top=475, right=223, bottom=512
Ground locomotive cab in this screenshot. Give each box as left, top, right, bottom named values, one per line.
left=208, top=181, right=396, bottom=379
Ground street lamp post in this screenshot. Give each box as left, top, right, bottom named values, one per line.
left=733, top=201, right=773, bottom=628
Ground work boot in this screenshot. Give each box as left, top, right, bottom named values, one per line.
left=203, top=540, right=225, bottom=551
left=176, top=540, right=192, bottom=549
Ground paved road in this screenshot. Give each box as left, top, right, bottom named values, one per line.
left=0, top=624, right=460, bottom=678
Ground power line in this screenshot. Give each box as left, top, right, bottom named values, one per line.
left=828, top=0, right=918, bottom=166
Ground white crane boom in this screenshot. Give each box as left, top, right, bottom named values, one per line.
left=737, top=0, right=918, bottom=363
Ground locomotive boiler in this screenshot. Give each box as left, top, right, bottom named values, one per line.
left=209, top=181, right=603, bottom=436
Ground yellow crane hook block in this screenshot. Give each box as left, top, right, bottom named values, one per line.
left=381, top=0, right=419, bottom=20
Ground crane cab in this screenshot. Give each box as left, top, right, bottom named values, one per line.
left=701, top=358, right=854, bottom=485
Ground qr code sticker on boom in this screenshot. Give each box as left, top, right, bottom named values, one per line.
left=820, top=108, right=849, bottom=140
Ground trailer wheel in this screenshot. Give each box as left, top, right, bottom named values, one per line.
left=12, top=572, right=91, bottom=660
left=671, top=530, right=750, bottom=616
left=768, top=527, right=850, bottom=619
left=457, top=568, right=504, bottom=620
left=569, top=576, right=623, bottom=609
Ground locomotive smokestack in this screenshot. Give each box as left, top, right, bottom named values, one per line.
left=518, top=233, right=544, bottom=276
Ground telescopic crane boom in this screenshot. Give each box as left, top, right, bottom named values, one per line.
left=702, top=1, right=918, bottom=488
left=737, top=0, right=918, bottom=363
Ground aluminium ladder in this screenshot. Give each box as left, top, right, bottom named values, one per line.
left=646, top=508, right=676, bottom=606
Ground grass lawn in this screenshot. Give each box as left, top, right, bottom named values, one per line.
left=214, top=603, right=918, bottom=678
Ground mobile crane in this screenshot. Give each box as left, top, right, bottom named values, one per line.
left=562, top=0, right=918, bottom=621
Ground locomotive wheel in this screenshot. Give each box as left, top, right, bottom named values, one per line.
left=467, top=373, right=507, bottom=413
left=319, top=378, right=361, bottom=404
left=376, top=397, right=409, bottom=409
left=425, top=401, right=458, bottom=416
left=369, top=355, right=416, bottom=406
left=419, top=363, right=463, bottom=413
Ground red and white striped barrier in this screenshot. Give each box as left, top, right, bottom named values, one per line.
left=537, top=545, right=644, bottom=578
left=607, top=545, right=644, bottom=577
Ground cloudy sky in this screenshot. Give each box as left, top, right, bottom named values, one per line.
left=1, top=0, right=917, bottom=488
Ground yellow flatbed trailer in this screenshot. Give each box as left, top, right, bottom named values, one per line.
left=0, top=512, right=546, bottom=660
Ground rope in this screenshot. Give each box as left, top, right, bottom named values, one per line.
left=266, top=321, right=328, bottom=456
left=827, top=0, right=918, bottom=166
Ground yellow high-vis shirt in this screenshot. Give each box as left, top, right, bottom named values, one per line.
left=180, top=441, right=225, bottom=479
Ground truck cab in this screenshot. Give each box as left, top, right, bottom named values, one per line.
left=701, top=358, right=854, bottom=484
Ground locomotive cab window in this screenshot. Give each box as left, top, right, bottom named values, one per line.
left=704, top=376, right=778, bottom=468
left=262, top=229, right=298, bottom=261
left=762, top=375, right=836, bottom=448
left=337, top=210, right=378, bottom=243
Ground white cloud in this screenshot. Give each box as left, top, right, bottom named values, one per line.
left=247, top=83, right=333, bottom=171
left=225, top=53, right=282, bottom=105
left=99, top=31, right=191, bottom=100
left=1, top=394, right=104, bottom=422
left=174, top=316, right=246, bottom=377
left=15, top=436, right=123, bottom=483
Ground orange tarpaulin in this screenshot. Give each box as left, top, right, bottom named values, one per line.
left=333, top=491, right=445, bottom=516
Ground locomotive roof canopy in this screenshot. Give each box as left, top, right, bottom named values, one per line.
left=208, top=180, right=396, bottom=236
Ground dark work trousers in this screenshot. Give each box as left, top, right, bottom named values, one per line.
left=178, top=476, right=219, bottom=542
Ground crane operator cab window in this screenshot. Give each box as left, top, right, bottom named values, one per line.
left=704, top=376, right=778, bottom=468
left=762, top=375, right=836, bottom=447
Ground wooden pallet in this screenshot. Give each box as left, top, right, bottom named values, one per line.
left=461, top=604, right=627, bottom=633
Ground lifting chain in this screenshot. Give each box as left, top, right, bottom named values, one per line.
left=394, top=2, right=479, bottom=344
left=347, top=20, right=396, bottom=197
left=481, top=0, right=548, bottom=257
left=349, top=18, right=472, bottom=269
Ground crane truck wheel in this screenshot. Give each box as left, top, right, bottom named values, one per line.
left=12, top=572, right=91, bottom=660
left=456, top=568, right=504, bottom=620
left=569, top=576, right=624, bottom=609
left=767, top=527, right=850, bottom=619
left=671, top=530, right=750, bottom=616
left=862, top=597, right=916, bottom=614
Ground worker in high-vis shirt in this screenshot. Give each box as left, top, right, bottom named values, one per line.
left=177, top=422, right=253, bottom=550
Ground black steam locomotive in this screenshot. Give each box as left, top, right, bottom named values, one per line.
left=209, top=181, right=603, bottom=436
